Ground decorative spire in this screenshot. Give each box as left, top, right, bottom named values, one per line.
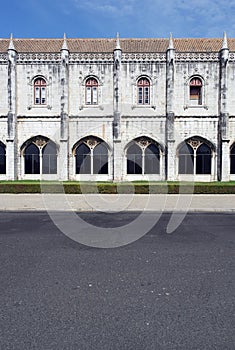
left=115, top=32, right=121, bottom=50
left=168, top=32, right=174, bottom=50
left=8, top=33, right=16, bottom=51
left=61, top=33, right=69, bottom=51
left=222, top=31, right=228, bottom=50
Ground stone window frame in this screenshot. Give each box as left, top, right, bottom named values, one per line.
left=177, top=137, right=215, bottom=175
left=21, top=136, right=58, bottom=176
left=125, top=136, right=164, bottom=176
left=131, top=75, right=156, bottom=110
left=27, top=75, right=52, bottom=110
left=80, top=75, right=104, bottom=110
left=184, top=75, right=208, bottom=110
left=72, top=136, right=110, bottom=176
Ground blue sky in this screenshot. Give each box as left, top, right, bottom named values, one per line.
left=1, top=0, right=235, bottom=39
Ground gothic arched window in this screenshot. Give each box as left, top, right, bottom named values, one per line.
left=0, top=142, right=6, bottom=174
left=189, top=77, right=202, bottom=105
left=34, top=78, right=47, bottom=105
left=75, top=138, right=109, bottom=175
left=25, top=143, right=40, bottom=174
left=24, top=138, right=57, bottom=175
left=127, top=143, right=142, bottom=174
left=127, top=138, right=160, bottom=174
left=85, top=78, right=98, bottom=105
left=137, top=78, right=150, bottom=105
left=42, top=141, right=57, bottom=174
left=76, top=143, right=91, bottom=174
left=178, top=139, right=212, bottom=175
left=196, top=143, right=211, bottom=174
left=178, top=143, right=194, bottom=174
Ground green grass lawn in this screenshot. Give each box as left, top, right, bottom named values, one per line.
left=0, top=180, right=235, bottom=193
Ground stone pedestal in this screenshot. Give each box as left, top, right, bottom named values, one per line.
left=59, top=140, right=68, bottom=180
left=6, top=140, right=17, bottom=180
left=167, top=140, right=175, bottom=181
left=113, top=139, right=122, bottom=182
left=221, top=140, right=230, bottom=181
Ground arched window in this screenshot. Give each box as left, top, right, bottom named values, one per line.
left=190, top=77, right=202, bottom=105
left=85, top=78, right=98, bottom=105
left=137, top=78, right=150, bottom=105
left=42, top=142, right=57, bottom=174
left=196, top=143, right=211, bottom=174
left=24, top=138, right=57, bottom=175
left=93, top=143, right=108, bottom=174
left=127, top=138, right=160, bottom=175
left=178, top=139, right=212, bottom=175
left=145, top=144, right=160, bottom=174
left=34, top=78, right=46, bottom=105
left=76, top=144, right=91, bottom=174
left=0, top=142, right=6, bottom=174
left=75, top=138, right=109, bottom=175
left=178, top=143, right=194, bottom=174
left=25, top=143, right=40, bottom=174
left=230, top=144, right=235, bottom=174
left=127, top=143, right=142, bottom=174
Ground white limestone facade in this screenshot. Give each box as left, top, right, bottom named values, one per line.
left=0, top=33, right=235, bottom=181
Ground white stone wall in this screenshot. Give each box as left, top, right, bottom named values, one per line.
left=17, top=63, right=61, bottom=117
left=0, top=44, right=235, bottom=181
left=174, top=61, right=219, bottom=116
left=0, top=64, right=8, bottom=115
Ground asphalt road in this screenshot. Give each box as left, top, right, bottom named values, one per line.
left=0, top=211, right=234, bottom=350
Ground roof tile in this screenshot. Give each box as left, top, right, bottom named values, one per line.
left=1, top=37, right=235, bottom=53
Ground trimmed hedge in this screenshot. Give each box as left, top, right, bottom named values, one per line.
left=0, top=181, right=235, bottom=194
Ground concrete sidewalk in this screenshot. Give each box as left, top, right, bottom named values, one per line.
left=0, top=193, right=235, bottom=212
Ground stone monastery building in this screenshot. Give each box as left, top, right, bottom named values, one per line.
left=0, top=32, right=235, bottom=182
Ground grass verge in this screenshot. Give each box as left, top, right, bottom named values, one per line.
left=0, top=181, right=235, bottom=194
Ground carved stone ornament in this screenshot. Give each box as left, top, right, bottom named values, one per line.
left=136, top=137, right=151, bottom=149
left=84, top=137, right=99, bottom=149
left=34, top=137, right=48, bottom=148
left=187, top=139, right=202, bottom=149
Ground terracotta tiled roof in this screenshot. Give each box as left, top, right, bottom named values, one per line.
left=1, top=37, right=235, bottom=53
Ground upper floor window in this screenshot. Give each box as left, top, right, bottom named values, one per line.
left=85, top=78, right=98, bottom=105
left=189, top=77, right=202, bottom=105
left=137, top=78, right=150, bottom=105
left=34, top=78, right=46, bottom=105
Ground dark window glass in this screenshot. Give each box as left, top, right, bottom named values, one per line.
left=196, top=143, right=211, bottom=174
left=93, top=143, right=108, bottom=174
left=76, top=144, right=91, bottom=174
left=145, top=144, right=160, bottom=174
left=230, top=144, right=235, bottom=174
left=127, top=143, right=142, bottom=174
left=42, top=142, right=57, bottom=174
left=0, top=143, right=6, bottom=174
left=178, top=143, right=194, bottom=174
left=25, top=143, right=40, bottom=174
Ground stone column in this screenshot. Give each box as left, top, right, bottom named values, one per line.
left=6, top=35, right=17, bottom=180
left=59, top=34, right=69, bottom=180
left=166, top=33, right=175, bottom=181
left=113, top=33, right=122, bottom=181
left=219, top=32, right=230, bottom=181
